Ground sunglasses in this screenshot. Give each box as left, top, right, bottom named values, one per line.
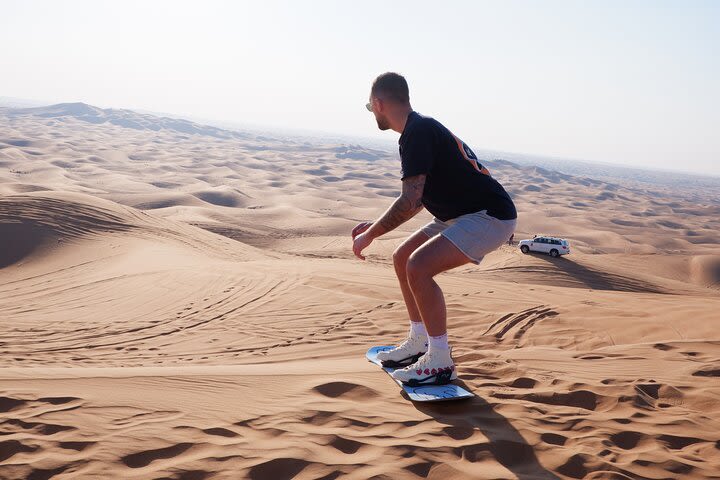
left=365, top=102, right=373, bottom=112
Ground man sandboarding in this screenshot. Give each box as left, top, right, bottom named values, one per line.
left=353, top=72, right=517, bottom=387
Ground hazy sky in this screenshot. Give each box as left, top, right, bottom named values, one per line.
left=2, top=0, right=718, bottom=175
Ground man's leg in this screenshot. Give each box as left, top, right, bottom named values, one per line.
left=392, top=230, right=432, bottom=322
left=376, top=230, right=434, bottom=364
left=406, top=235, right=473, bottom=336
left=390, top=235, right=471, bottom=383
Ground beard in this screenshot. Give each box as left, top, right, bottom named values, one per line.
left=375, top=115, right=390, bottom=131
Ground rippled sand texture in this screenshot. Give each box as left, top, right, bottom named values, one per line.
left=1, top=104, right=719, bottom=479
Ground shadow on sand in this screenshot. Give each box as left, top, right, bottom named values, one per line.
left=407, top=390, right=562, bottom=480
left=507, top=253, right=665, bottom=294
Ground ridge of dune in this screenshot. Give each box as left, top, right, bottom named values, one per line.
left=689, top=255, right=720, bottom=288
left=3, top=102, right=253, bottom=140
left=0, top=191, right=269, bottom=271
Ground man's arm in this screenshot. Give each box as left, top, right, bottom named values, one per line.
left=365, top=174, right=426, bottom=239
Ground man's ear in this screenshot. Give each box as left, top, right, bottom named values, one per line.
left=375, top=98, right=384, bottom=113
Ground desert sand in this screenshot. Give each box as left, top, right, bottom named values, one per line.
left=1, top=103, right=719, bottom=479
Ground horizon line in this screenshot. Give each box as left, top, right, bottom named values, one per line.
left=2, top=95, right=718, bottom=181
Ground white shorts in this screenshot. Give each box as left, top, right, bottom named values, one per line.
left=419, top=210, right=517, bottom=264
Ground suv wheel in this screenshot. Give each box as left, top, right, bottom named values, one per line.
left=520, top=245, right=529, bottom=254
left=549, top=249, right=559, bottom=257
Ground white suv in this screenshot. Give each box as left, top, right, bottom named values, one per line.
left=519, top=236, right=570, bottom=257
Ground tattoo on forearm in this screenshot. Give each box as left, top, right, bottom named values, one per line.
left=376, top=175, right=426, bottom=233
left=377, top=198, right=414, bottom=232
left=404, top=175, right=426, bottom=209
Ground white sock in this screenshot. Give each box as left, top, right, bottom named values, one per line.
left=409, top=320, right=426, bottom=338
left=428, top=333, right=450, bottom=353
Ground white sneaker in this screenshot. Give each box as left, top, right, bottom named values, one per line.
left=376, top=335, right=428, bottom=368
left=391, top=349, right=457, bottom=386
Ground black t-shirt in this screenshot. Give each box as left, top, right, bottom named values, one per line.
left=399, top=111, right=517, bottom=221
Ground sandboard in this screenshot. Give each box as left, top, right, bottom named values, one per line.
left=366, top=346, right=474, bottom=402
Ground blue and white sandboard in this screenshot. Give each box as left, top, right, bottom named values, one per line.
left=366, top=346, right=474, bottom=402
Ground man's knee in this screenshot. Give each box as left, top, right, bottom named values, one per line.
left=406, top=252, right=429, bottom=285
left=393, top=242, right=415, bottom=272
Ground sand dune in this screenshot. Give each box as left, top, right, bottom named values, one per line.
left=5, top=103, right=252, bottom=140
left=690, top=255, right=720, bottom=288
left=1, top=104, right=720, bottom=479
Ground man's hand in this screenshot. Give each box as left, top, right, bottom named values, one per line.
left=351, top=221, right=373, bottom=239
left=352, top=230, right=373, bottom=260
left=350, top=174, right=426, bottom=260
